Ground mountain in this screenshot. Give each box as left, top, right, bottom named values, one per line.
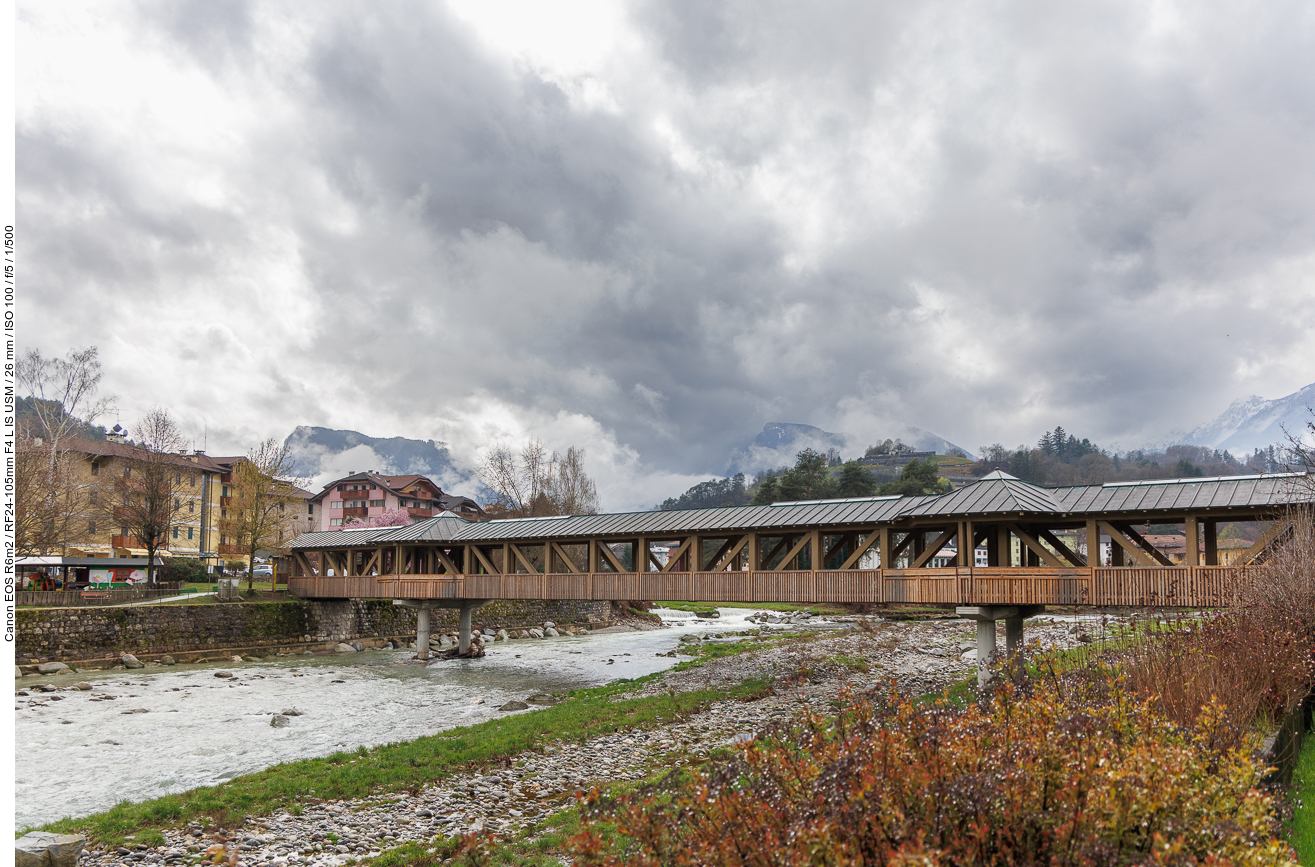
left=729, top=422, right=973, bottom=474
left=1182, top=382, right=1315, bottom=454
left=283, top=426, right=472, bottom=493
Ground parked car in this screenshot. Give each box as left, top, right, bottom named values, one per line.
left=251, top=564, right=274, bottom=578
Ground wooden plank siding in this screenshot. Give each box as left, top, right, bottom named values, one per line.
left=288, top=565, right=1249, bottom=607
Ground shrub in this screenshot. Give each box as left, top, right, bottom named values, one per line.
left=571, top=682, right=1297, bottom=867
left=157, top=558, right=208, bottom=584
left=1115, top=610, right=1312, bottom=748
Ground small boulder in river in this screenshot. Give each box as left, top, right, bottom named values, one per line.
left=543, top=621, right=556, bottom=630
left=214, top=671, right=234, bottom=678
left=544, top=627, right=559, bottom=638
left=120, top=654, right=144, bottom=669
left=498, top=700, right=530, bottom=712
left=37, top=662, right=70, bottom=674
left=270, top=714, right=290, bottom=728
left=160, top=655, right=176, bottom=665
left=350, top=641, right=364, bottom=651
left=15, top=831, right=85, bottom=867
left=496, top=629, right=510, bottom=642
left=73, top=683, right=92, bottom=691
left=526, top=693, right=558, bottom=706
left=281, top=707, right=302, bottom=716
left=335, top=643, right=357, bottom=653
left=528, top=628, right=545, bottom=640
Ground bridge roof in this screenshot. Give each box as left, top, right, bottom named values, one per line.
left=289, top=471, right=1311, bottom=549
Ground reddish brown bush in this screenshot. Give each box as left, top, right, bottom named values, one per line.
left=571, top=683, right=1296, bottom=867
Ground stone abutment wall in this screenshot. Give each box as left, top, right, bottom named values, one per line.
left=17, top=599, right=613, bottom=662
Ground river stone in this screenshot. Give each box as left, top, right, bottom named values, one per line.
left=73, top=683, right=92, bottom=691
left=270, top=714, right=290, bottom=728
left=281, top=707, right=302, bottom=716
left=526, top=693, right=558, bottom=706
left=15, top=832, right=85, bottom=867
left=498, top=700, right=530, bottom=712
left=160, top=655, right=176, bottom=665
left=543, top=621, right=555, bottom=630
left=14, top=666, right=22, bottom=678
left=519, top=630, right=531, bottom=639
left=335, top=643, right=357, bottom=653
left=214, top=671, right=234, bottom=678
left=528, top=628, right=545, bottom=640
left=351, top=641, right=364, bottom=651
left=36, top=662, right=69, bottom=674
left=496, top=629, right=509, bottom=642
left=121, top=654, right=144, bottom=669
left=544, top=627, right=559, bottom=638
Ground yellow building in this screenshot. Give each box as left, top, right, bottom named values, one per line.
left=63, top=435, right=227, bottom=569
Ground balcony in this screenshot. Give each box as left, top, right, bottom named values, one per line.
left=220, top=496, right=233, bottom=507
left=112, top=535, right=141, bottom=548
left=218, top=543, right=244, bottom=556
left=406, top=507, right=434, bottom=518
left=342, top=507, right=368, bottom=518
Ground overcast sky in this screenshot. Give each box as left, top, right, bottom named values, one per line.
left=18, top=0, right=1315, bottom=509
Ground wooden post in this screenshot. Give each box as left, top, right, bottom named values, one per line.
left=637, top=537, right=646, bottom=573
left=879, top=526, right=891, bottom=569
left=544, top=542, right=553, bottom=575
left=747, top=533, right=759, bottom=571
left=588, top=539, right=600, bottom=574
left=1086, top=520, right=1100, bottom=568
left=502, top=543, right=512, bottom=574
left=462, top=545, right=472, bottom=575
left=958, top=522, right=970, bottom=567
left=1184, top=515, right=1200, bottom=566
left=1204, top=520, right=1218, bottom=566
left=690, top=536, right=701, bottom=572
left=998, top=526, right=1012, bottom=567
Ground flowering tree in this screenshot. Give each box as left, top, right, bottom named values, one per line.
left=342, top=507, right=412, bottom=529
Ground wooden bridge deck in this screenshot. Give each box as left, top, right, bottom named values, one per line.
left=288, top=565, right=1246, bottom=608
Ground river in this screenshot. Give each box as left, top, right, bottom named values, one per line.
left=15, top=607, right=820, bottom=829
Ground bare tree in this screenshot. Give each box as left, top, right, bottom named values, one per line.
left=14, top=435, right=86, bottom=555
left=16, top=346, right=114, bottom=465
left=547, top=446, right=600, bottom=515
left=218, top=439, right=307, bottom=592
left=15, top=346, right=115, bottom=555
left=97, top=409, right=187, bottom=583
left=479, top=439, right=600, bottom=517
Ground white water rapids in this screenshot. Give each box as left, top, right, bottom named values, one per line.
left=15, top=607, right=828, bottom=829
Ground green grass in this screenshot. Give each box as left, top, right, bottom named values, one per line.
left=35, top=673, right=770, bottom=847
left=1288, top=732, right=1315, bottom=862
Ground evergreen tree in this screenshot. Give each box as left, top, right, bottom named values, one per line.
left=837, top=461, right=877, bottom=497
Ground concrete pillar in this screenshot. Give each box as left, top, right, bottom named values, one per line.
left=1004, top=615, right=1023, bottom=680
left=976, top=619, right=996, bottom=687
left=459, top=601, right=475, bottom=655
left=416, top=605, right=432, bottom=661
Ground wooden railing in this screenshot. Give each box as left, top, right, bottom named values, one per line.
left=287, top=565, right=1249, bottom=607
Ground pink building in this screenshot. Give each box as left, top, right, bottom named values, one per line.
left=311, top=471, right=485, bottom=529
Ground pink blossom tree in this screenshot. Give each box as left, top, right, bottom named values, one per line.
left=342, top=507, right=412, bottom=530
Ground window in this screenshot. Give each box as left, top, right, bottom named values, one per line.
left=188, top=500, right=194, bottom=513
left=89, top=490, right=99, bottom=504
left=187, top=527, right=193, bottom=540
left=308, top=504, right=314, bottom=515
left=124, top=467, right=131, bottom=478
left=91, top=462, right=100, bottom=476
left=189, top=474, right=196, bottom=487
left=174, top=499, right=181, bottom=509
left=278, top=503, right=285, bottom=512
left=330, top=518, right=343, bottom=527
left=331, top=501, right=342, bottom=509
left=172, top=527, right=179, bottom=540
left=175, top=472, right=182, bottom=485
left=88, top=520, right=97, bottom=534
left=221, top=534, right=227, bottom=545
left=369, top=499, right=384, bottom=507
left=222, top=486, right=229, bottom=497
left=221, top=509, right=227, bottom=518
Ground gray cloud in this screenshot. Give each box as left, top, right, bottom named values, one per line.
left=17, top=0, right=1315, bottom=508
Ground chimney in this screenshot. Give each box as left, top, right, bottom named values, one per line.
left=193, top=449, right=206, bottom=456
left=106, top=425, right=127, bottom=444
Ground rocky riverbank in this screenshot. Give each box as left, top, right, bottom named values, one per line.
left=66, top=613, right=1112, bottom=867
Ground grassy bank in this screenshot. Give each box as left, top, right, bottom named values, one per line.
left=1289, top=733, right=1315, bottom=862
left=37, top=669, right=770, bottom=847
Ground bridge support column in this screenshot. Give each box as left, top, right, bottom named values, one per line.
left=957, top=605, right=1043, bottom=688
left=458, top=601, right=490, bottom=655
left=392, top=600, right=435, bottom=660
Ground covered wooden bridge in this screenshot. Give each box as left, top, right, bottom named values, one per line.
left=286, top=469, right=1309, bottom=673
left=287, top=470, right=1308, bottom=607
